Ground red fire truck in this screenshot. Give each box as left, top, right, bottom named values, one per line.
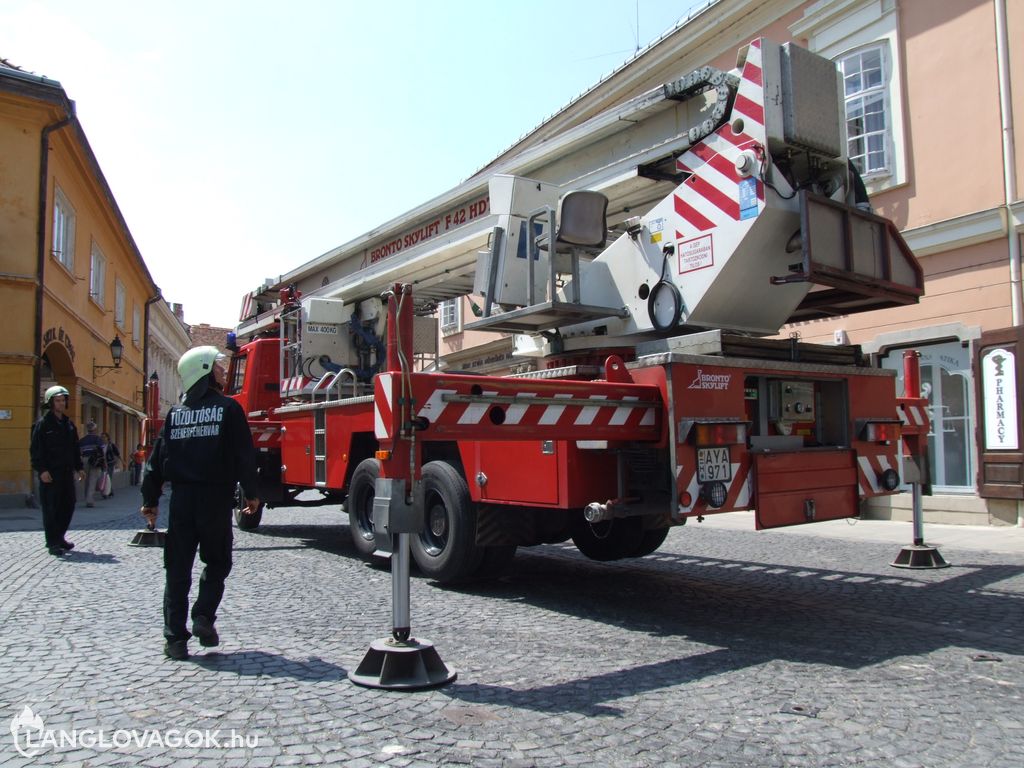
left=226, top=39, right=930, bottom=583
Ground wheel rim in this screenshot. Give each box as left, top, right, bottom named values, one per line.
left=354, top=485, right=374, bottom=542
left=420, top=494, right=449, bottom=556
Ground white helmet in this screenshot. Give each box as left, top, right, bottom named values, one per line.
left=178, top=346, right=221, bottom=392
left=44, top=385, right=69, bottom=405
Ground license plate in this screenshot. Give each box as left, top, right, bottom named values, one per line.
left=697, top=447, right=731, bottom=482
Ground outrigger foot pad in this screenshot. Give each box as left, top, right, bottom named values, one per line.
left=349, top=637, right=456, bottom=690
left=129, top=525, right=166, bottom=548
left=891, top=544, right=949, bottom=569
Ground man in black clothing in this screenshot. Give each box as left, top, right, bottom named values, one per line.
left=29, top=385, right=85, bottom=556
left=141, top=346, right=260, bottom=660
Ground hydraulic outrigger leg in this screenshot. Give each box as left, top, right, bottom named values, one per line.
left=349, top=284, right=457, bottom=689
left=891, top=350, right=949, bottom=570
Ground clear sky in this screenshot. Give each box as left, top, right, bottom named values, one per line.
left=1, top=0, right=705, bottom=328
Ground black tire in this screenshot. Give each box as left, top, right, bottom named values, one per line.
left=347, top=458, right=380, bottom=559
left=571, top=515, right=644, bottom=561
left=410, top=461, right=481, bottom=583
left=474, top=545, right=518, bottom=579
left=234, top=484, right=264, bottom=530
left=631, top=526, right=670, bottom=557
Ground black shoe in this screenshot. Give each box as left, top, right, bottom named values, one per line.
left=61, top=540, right=75, bottom=551
left=164, top=640, right=189, bottom=660
left=47, top=546, right=64, bottom=557
left=192, top=615, right=220, bottom=647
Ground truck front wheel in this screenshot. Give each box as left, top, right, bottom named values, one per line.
left=410, top=461, right=481, bottom=583
left=347, top=458, right=379, bottom=559
left=234, top=483, right=264, bottom=530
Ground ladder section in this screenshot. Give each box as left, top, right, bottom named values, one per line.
left=313, top=408, right=327, bottom=487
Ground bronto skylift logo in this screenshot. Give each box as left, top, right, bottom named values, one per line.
left=10, top=705, right=44, bottom=758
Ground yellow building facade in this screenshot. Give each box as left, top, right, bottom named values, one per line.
left=0, top=63, right=158, bottom=506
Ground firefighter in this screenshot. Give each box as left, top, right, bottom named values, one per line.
left=140, top=346, right=260, bottom=660
left=29, top=385, right=85, bottom=556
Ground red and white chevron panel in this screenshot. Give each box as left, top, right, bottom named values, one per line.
left=251, top=424, right=280, bottom=445
left=672, top=38, right=766, bottom=237
left=413, top=389, right=657, bottom=430
left=898, top=401, right=930, bottom=433
left=280, top=376, right=310, bottom=397
left=857, top=452, right=897, bottom=497
left=374, top=373, right=394, bottom=440
left=676, top=459, right=752, bottom=515
left=374, top=372, right=660, bottom=443
left=239, top=293, right=254, bottom=322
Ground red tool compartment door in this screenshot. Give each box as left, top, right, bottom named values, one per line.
left=279, top=415, right=313, bottom=487
left=475, top=441, right=559, bottom=506
left=754, top=450, right=858, bottom=529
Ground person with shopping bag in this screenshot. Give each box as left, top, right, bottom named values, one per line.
left=79, top=422, right=105, bottom=507
left=100, top=432, right=123, bottom=497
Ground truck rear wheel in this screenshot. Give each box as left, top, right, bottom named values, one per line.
left=410, top=461, right=482, bottom=583
left=571, top=515, right=644, bottom=561
left=632, top=526, right=670, bottom=557
left=347, top=458, right=380, bottom=559
left=234, top=484, right=263, bottom=530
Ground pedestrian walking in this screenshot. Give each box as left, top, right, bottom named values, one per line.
left=141, top=346, right=260, bottom=660
left=130, top=443, right=146, bottom=486
left=78, top=421, right=105, bottom=507
left=100, top=432, right=123, bottom=497
left=29, top=386, right=85, bottom=556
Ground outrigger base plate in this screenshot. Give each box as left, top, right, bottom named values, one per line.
left=891, top=544, right=949, bottom=569
left=349, top=637, right=456, bottom=690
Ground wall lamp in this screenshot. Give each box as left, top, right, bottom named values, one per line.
left=92, top=335, right=124, bottom=378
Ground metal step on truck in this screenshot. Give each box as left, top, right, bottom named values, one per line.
left=223, top=38, right=930, bottom=583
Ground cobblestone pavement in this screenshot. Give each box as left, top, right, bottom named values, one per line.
left=1, top=492, right=1022, bottom=767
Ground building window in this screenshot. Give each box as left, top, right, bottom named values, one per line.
left=440, top=298, right=461, bottom=336
left=791, top=2, right=906, bottom=191
left=115, top=279, right=126, bottom=328
left=52, top=186, right=76, bottom=270
left=840, top=45, right=890, bottom=177
left=881, top=340, right=975, bottom=492
left=133, top=304, right=141, bottom=347
left=90, top=243, right=106, bottom=306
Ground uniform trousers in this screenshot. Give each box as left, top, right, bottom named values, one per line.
left=39, top=470, right=76, bottom=548
left=163, top=484, right=234, bottom=642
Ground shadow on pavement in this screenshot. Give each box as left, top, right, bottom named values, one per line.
left=235, top=521, right=356, bottom=558
left=445, top=649, right=742, bottom=718
left=192, top=649, right=347, bottom=681
left=438, top=547, right=1024, bottom=715
left=62, top=550, right=121, bottom=564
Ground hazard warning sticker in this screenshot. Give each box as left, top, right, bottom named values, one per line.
left=677, top=234, right=714, bottom=274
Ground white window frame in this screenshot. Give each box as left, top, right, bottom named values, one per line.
left=52, top=186, right=76, bottom=271
left=115, top=279, right=126, bottom=329
left=840, top=44, right=891, bottom=178
left=132, top=304, right=141, bottom=347
left=90, top=242, right=106, bottom=307
left=440, top=298, right=462, bottom=336
left=790, top=0, right=907, bottom=193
